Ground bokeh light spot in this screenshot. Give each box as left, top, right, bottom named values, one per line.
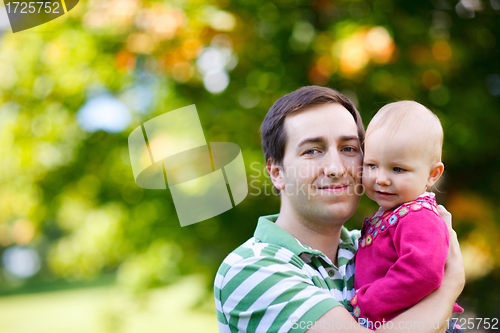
left=486, top=74, right=500, bottom=96
left=422, top=69, right=443, bottom=90
left=429, top=86, right=450, bottom=106
left=3, top=246, right=41, bottom=279
left=12, top=219, right=35, bottom=245
left=432, top=40, right=452, bottom=61
left=203, top=70, right=229, bottom=94
left=77, top=93, right=132, bottom=133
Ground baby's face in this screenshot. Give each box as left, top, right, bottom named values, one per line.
left=362, top=129, right=433, bottom=210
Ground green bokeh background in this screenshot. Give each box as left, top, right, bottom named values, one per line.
left=0, top=0, right=499, bottom=332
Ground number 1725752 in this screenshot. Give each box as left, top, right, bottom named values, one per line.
left=5, top=2, right=60, bottom=14
left=447, top=318, right=499, bottom=330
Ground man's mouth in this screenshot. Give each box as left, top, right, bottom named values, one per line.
left=318, top=184, right=350, bottom=192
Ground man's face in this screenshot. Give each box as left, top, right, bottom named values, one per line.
left=275, top=103, right=363, bottom=227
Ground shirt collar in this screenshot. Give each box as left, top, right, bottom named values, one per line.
left=254, top=214, right=356, bottom=257
left=421, top=191, right=435, bottom=199
left=375, top=191, right=436, bottom=216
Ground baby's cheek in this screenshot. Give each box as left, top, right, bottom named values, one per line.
left=361, top=169, right=372, bottom=189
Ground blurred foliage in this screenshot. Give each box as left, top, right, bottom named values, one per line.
left=0, top=0, right=499, bottom=320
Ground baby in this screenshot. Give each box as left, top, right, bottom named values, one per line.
left=351, top=101, right=463, bottom=330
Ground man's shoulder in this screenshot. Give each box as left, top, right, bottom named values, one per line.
left=341, top=226, right=361, bottom=251
left=343, top=226, right=361, bottom=241
left=215, top=236, right=303, bottom=279
left=214, top=237, right=343, bottom=333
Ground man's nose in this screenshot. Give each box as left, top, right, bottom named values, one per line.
left=375, top=170, right=391, bottom=186
left=323, top=150, right=346, bottom=178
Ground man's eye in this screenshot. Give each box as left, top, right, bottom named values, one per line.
left=304, top=149, right=318, bottom=155
left=342, top=147, right=356, bottom=153
left=393, top=167, right=405, bottom=172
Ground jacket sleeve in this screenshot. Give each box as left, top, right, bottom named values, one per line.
left=352, top=209, right=449, bottom=324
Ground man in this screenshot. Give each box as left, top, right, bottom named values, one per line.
left=214, top=86, right=464, bottom=333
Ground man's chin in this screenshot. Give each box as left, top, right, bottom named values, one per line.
left=312, top=201, right=358, bottom=225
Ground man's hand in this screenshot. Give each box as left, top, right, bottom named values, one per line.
left=437, top=204, right=466, bottom=293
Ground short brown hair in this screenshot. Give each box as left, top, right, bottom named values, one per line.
left=260, top=86, right=365, bottom=166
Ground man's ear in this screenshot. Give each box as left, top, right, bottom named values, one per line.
left=266, top=158, right=285, bottom=191
left=426, top=162, right=444, bottom=188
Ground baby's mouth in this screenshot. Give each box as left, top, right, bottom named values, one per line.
left=375, top=191, right=396, bottom=198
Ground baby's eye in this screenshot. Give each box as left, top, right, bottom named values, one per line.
left=366, top=164, right=377, bottom=169
left=393, top=167, right=405, bottom=172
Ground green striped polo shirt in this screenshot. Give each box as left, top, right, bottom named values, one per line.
left=214, top=214, right=360, bottom=333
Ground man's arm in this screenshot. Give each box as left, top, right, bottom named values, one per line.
left=307, top=205, right=464, bottom=332
left=216, top=251, right=343, bottom=332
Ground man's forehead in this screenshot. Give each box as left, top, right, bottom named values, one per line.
left=284, top=103, right=359, bottom=143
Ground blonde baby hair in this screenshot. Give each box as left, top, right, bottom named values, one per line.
left=365, top=101, right=443, bottom=164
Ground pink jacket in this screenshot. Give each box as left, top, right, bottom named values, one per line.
left=352, top=194, right=463, bottom=326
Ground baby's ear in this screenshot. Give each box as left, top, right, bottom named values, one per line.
left=426, top=162, right=444, bottom=188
